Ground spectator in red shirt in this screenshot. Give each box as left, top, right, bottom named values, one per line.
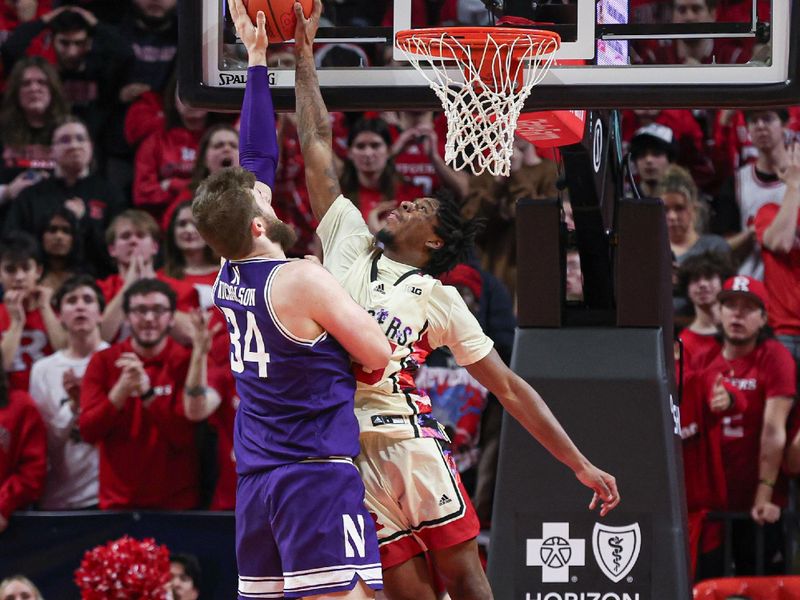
left=98, top=209, right=197, bottom=344
left=133, top=77, right=209, bottom=224
left=78, top=278, right=212, bottom=509
left=204, top=368, right=238, bottom=510
left=677, top=251, right=734, bottom=368
left=389, top=110, right=468, bottom=201
left=709, top=276, right=796, bottom=574
left=754, top=142, right=800, bottom=390
left=0, top=359, right=47, bottom=534
left=339, top=117, right=423, bottom=231
left=637, top=0, right=751, bottom=66
left=0, top=232, right=64, bottom=392
left=0, top=56, right=68, bottom=216
left=160, top=123, right=240, bottom=230
left=680, top=361, right=743, bottom=580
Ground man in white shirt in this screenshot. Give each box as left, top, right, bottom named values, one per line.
left=29, top=274, right=108, bottom=509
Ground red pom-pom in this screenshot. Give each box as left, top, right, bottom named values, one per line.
left=74, top=536, right=171, bottom=599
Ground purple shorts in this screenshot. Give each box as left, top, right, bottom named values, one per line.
left=236, top=459, right=383, bottom=598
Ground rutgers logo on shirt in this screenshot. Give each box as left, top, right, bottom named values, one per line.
left=9, top=329, right=48, bottom=372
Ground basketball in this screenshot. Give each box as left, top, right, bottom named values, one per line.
left=243, top=0, right=312, bottom=43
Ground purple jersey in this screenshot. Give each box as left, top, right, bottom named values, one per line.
left=213, top=258, right=360, bottom=474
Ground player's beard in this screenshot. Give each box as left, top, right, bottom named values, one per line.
left=264, top=217, right=298, bottom=252
left=376, top=228, right=396, bottom=251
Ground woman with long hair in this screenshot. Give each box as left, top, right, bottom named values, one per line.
left=160, top=123, right=240, bottom=229
left=0, top=56, right=69, bottom=209
left=160, top=200, right=219, bottom=305
left=657, top=164, right=730, bottom=263
left=132, top=75, right=210, bottom=224
left=37, top=207, right=85, bottom=292
left=339, top=117, right=403, bottom=229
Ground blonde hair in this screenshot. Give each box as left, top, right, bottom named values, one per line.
left=0, top=575, right=44, bottom=600
left=656, top=164, right=706, bottom=231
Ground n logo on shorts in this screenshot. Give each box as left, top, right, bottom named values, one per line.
left=343, top=514, right=366, bottom=558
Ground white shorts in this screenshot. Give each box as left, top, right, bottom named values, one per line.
left=356, top=434, right=480, bottom=569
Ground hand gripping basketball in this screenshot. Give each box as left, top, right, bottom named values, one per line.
left=242, top=0, right=313, bottom=43
left=229, top=0, right=269, bottom=60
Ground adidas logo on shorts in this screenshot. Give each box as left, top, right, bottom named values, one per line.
left=438, top=494, right=452, bottom=506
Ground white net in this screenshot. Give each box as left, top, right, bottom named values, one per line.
left=397, top=29, right=559, bottom=177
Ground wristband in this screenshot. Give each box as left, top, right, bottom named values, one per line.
left=185, top=385, right=208, bottom=396
left=759, top=478, right=775, bottom=488
left=140, top=388, right=155, bottom=401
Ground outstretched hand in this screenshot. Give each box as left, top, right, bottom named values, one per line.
left=777, top=142, right=800, bottom=189
left=293, top=0, right=322, bottom=57
left=228, top=0, right=268, bottom=65
left=576, top=465, right=620, bottom=517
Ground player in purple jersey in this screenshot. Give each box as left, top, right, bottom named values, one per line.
left=191, top=2, right=391, bottom=598
left=292, top=2, right=621, bottom=598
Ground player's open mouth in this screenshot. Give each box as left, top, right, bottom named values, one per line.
left=222, top=158, right=233, bottom=167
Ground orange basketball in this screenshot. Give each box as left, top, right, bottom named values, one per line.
left=243, top=0, right=313, bottom=43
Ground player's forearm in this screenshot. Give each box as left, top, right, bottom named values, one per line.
left=504, top=375, right=591, bottom=474
left=295, top=51, right=342, bottom=220
left=295, top=51, right=331, bottom=149
left=40, top=303, right=67, bottom=350
left=240, top=65, right=278, bottom=187
left=182, top=349, right=219, bottom=421
left=1, top=325, right=23, bottom=371
left=757, top=425, right=786, bottom=499
left=430, top=151, right=469, bottom=200
left=762, top=186, right=799, bottom=253
left=99, top=297, right=124, bottom=342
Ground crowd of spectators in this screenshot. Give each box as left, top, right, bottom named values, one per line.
left=0, top=0, right=798, bottom=595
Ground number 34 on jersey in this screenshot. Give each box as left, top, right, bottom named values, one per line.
left=219, top=307, right=270, bottom=377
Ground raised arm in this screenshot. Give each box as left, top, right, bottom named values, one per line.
left=228, top=0, right=278, bottom=187
left=466, top=349, right=620, bottom=516
left=293, top=0, right=342, bottom=222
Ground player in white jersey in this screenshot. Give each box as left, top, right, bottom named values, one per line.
left=292, top=2, right=620, bottom=599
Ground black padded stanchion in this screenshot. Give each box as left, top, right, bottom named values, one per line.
left=487, top=189, right=690, bottom=598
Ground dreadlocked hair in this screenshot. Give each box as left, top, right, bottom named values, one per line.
left=424, top=189, right=485, bottom=277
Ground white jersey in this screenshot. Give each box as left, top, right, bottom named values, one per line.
left=735, top=163, right=786, bottom=279
left=317, top=195, right=494, bottom=440
left=28, top=345, right=108, bottom=509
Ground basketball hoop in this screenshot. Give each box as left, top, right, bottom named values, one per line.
left=396, top=27, right=560, bottom=177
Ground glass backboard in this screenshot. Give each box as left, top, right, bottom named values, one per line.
left=178, top=0, right=799, bottom=111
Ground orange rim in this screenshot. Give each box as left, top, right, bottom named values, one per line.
left=395, top=26, right=561, bottom=61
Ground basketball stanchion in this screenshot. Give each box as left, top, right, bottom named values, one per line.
left=395, top=27, right=560, bottom=177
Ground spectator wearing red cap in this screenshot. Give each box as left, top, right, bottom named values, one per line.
left=754, top=142, right=800, bottom=389
left=700, top=275, right=796, bottom=575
